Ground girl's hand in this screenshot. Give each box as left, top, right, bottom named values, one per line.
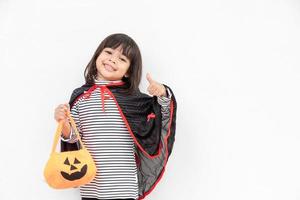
left=54, top=103, right=70, bottom=123
left=146, top=73, right=167, bottom=97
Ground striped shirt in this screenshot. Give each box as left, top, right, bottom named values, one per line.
left=62, top=78, right=171, bottom=199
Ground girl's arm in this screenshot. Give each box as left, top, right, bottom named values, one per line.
left=61, top=102, right=82, bottom=143
left=61, top=121, right=71, bottom=139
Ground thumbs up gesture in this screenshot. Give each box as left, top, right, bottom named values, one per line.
left=146, top=73, right=167, bottom=97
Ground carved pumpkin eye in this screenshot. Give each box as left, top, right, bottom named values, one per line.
left=60, top=157, right=88, bottom=181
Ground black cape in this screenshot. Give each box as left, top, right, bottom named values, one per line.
left=61, top=81, right=177, bottom=199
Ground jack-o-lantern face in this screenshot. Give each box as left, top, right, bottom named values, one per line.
left=60, top=157, right=88, bottom=181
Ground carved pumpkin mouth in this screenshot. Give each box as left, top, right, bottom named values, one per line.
left=60, top=157, right=88, bottom=181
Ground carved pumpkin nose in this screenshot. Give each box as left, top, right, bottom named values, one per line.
left=70, top=165, right=77, bottom=170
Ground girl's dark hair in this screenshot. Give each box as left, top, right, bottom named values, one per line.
left=84, top=33, right=142, bottom=94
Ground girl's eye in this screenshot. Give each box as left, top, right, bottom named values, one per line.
left=120, top=58, right=127, bottom=62
left=105, top=50, right=112, bottom=54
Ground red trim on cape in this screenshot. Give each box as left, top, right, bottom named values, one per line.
left=137, top=100, right=174, bottom=200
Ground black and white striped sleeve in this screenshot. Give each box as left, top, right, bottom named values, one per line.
left=157, top=87, right=172, bottom=106
left=157, top=87, right=172, bottom=120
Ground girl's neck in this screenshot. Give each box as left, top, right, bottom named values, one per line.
left=95, top=75, right=122, bottom=83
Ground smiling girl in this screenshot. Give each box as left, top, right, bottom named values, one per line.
left=54, top=33, right=177, bottom=200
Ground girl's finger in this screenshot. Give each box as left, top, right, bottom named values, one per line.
left=151, top=87, right=158, bottom=95
left=147, top=88, right=153, bottom=95
left=149, top=84, right=159, bottom=93
left=152, top=88, right=159, bottom=96
left=146, top=73, right=155, bottom=84
left=147, top=86, right=154, bottom=93
left=65, top=103, right=70, bottom=110
left=57, top=113, right=65, bottom=119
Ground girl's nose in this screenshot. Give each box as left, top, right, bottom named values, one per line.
left=109, top=56, right=117, bottom=64
left=109, top=59, right=116, bottom=64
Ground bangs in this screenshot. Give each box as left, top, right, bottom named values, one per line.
left=103, top=37, right=136, bottom=61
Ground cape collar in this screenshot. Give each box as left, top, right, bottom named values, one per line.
left=82, top=78, right=126, bottom=112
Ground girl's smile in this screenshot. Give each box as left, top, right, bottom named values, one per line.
left=95, top=45, right=130, bottom=81
left=103, top=63, right=117, bottom=72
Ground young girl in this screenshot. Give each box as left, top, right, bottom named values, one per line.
left=54, top=33, right=177, bottom=200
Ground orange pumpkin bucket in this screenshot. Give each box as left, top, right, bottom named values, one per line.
left=44, top=112, right=97, bottom=189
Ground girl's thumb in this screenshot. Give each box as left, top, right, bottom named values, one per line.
left=146, top=73, right=154, bottom=84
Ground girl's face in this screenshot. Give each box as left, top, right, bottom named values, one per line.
left=95, top=45, right=131, bottom=81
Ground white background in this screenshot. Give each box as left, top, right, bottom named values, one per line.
left=1, top=0, right=300, bottom=199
